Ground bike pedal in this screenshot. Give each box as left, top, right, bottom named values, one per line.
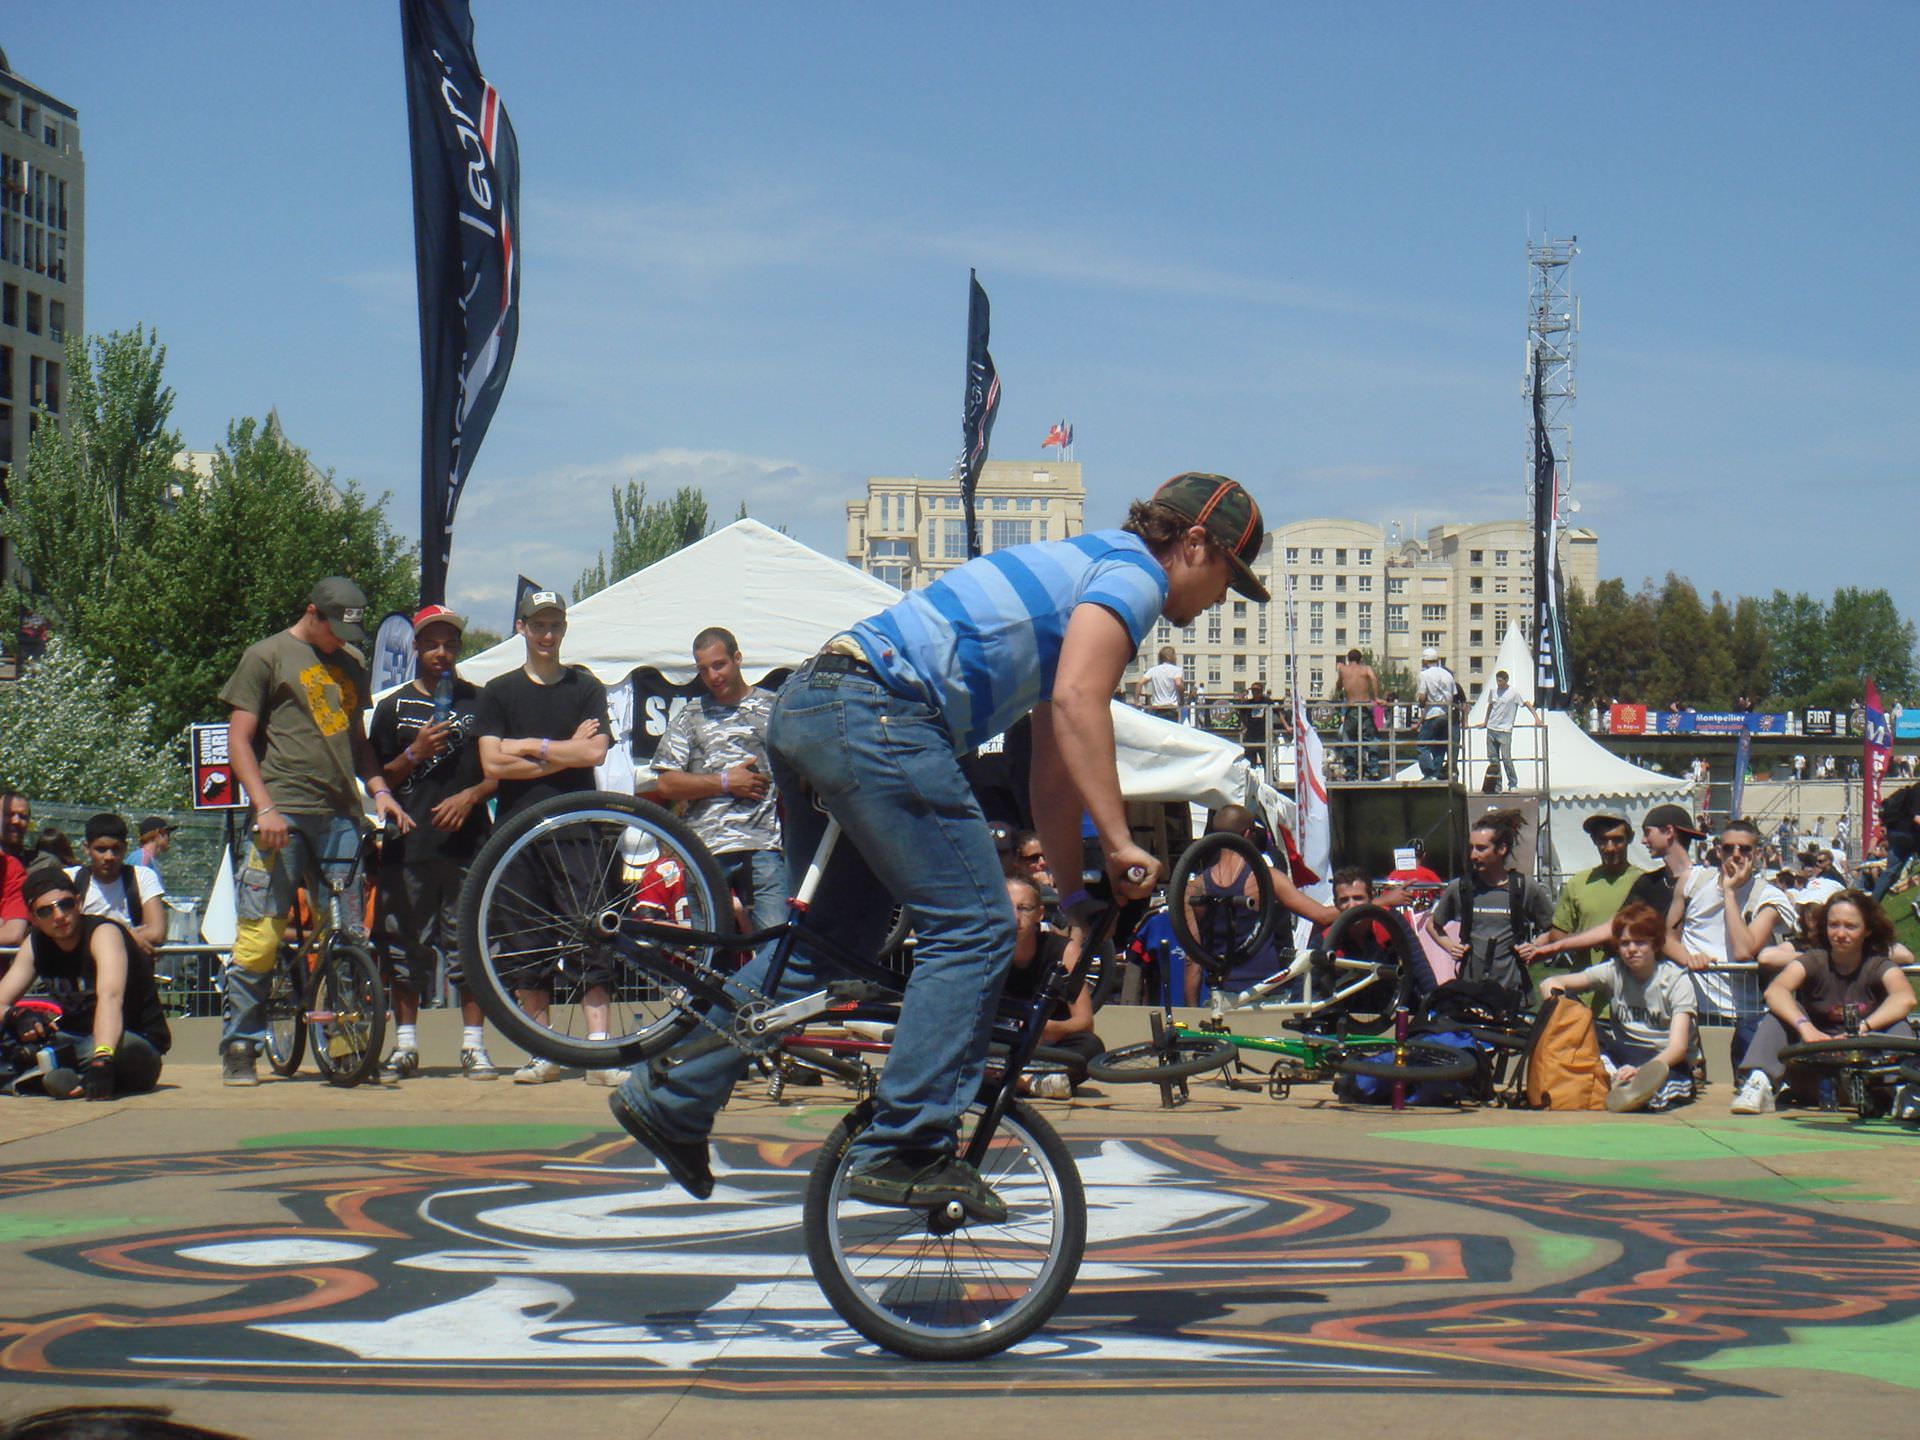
left=825, top=980, right=897, bottom=1005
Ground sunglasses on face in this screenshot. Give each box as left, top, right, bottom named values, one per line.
left=1018, top=852, right=1046, bottom=864
left=32, top=896, right=77, bottom=919
left=1721, top=843, right=1756, bottom=855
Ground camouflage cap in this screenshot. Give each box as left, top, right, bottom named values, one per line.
left=1150, top=473, right=1269, bottom=603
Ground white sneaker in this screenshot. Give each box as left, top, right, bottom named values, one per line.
left=512, top=1057, right=566, bottom=1085
left=1730, top=1070, right=1776, bottom=1115
left=584, top=1066, right=625, bottom=1087
left=1021, top=1072, right=1073, bottom=1100
left=461, top=1047, right=499, bottom=1081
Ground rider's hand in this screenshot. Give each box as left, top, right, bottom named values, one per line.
left=572, top=717, right=603, bottom=741
left=411, top=719, right=453, bottom=762
left=374, top=790, right=415, bottom=834
left=81, top=1055, right=115, bottom=1101
left=1106, top=841, right=1160, bottom=901
left=725, top=759, right=770, bottom=803
left=1685, top=951, right=1716, bottom=972
left=430, top=789, right=477, bottom=831
left=1440, top=936, right=1469, bottom=960
left=253, top=806, right=290, bottom=855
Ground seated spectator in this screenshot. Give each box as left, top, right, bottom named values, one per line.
left=1798, top=851, right=1844, bottom=907
left=1011, top=829, right=1053, bottom=890
left=1539, top=901, right=1696, bottom=1112
left=35, top=826, right=76, bottom=869
left=1183, top=804, right=1336, bottom=1003
left=65, top=814, right=168, bottom=956
left=0, top=867, right=172, bottom=1099
left=1733, top=890, right=1919, bottom=1114
left=1002, top=876, right=1101, bottom=1097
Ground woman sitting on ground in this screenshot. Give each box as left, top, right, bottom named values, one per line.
left=1538, top=901, right=1697, bottom=1113
left=1732, top=890, right=1918, bottom=1114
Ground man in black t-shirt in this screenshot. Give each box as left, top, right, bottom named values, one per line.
left=1002, top=876, right=1102, bottom=1095
left=0, top=867, right=171, bottom=1099
left=476, top=589, right=615, bottom=1084
left=369, top=606, right=499, bottom=1082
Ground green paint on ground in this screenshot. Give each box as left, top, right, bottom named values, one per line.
left=243, top=1124, right=610, bottom=1153
left=1690, top=1312, right=1920, bottom=1390
left=0, top=1214, right=167, bottom=1242
left=1515, top=1164, right=1890, bottom=1206
left=1379, top=1123, right=1883, bottom=1162
left=1521, top=1231, right=1599, bottom=1271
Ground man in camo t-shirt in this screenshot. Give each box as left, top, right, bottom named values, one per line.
left=650, top=627, right=785, bottom=931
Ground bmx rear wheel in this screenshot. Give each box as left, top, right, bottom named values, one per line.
left=1085, top=1034, right=1234, bottom=1084
left=307, top=939, right=385, bottom=1088
left=1335, top=1037, right=1478, bottom=1084
left=804, top=1097, right=1085, bottom=1361
left=263, top=945, right=307, bottom=1077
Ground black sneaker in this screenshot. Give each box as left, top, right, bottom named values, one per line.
left=607, top=1090, right=713, bottom=1200
left=380, top=1049, right=420, bottom=1083
left=222, top=1043, right=260, bottom=1088
left=847, top=1152, right=1007, bottom=1224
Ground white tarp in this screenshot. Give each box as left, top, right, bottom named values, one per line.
left=452, top=519, right=1252, bottom=809
left=1395, top=626, right=1692, bottom=870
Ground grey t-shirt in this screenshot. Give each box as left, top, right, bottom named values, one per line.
left=654, top=687, right=781, bottom=855
left=1575, top=956, right=1697, bottom=1051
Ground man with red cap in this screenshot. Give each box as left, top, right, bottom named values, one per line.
left=368, top=605, right=500, bottom=1081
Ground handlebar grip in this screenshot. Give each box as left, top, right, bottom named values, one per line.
left=1125, top=865, right=1149, bottom=883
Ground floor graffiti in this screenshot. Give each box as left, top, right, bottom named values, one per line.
left=4, top=1129, right=1920, bottom=1397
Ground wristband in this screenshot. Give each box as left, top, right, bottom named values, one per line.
left=720, top=770, right=731, bottom=795
left=405, top=744, right=420, bottom=765
left=1058, top=888, right=1093, bottom=912
left=93, top=1042, right=115, bottom=1058
left=539, top=738, right=551, bottom=763
left=257, top=805, right=278, bottom=817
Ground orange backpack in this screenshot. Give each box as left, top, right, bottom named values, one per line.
left=1521, top=994, right=1611, bottom=1110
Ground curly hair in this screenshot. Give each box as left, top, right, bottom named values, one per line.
left=1123, top=500, right=1218, bottom=558
left=1807, top=889, right=1896, bottom=958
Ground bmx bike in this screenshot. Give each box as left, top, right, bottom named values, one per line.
left=1778, top=1025, right=1920, bottom=1119
left=459, top=790, right=1122, bottom=1361
left=258, top=828, right=386, bottom=1087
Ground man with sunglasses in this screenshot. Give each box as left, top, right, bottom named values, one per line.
left=1671, top=818, right=1798, bottom=1022
left=0, top=866, right=172, bottom=1099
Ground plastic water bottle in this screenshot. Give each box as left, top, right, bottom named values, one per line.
left=432, top=672, right=454, bottom=725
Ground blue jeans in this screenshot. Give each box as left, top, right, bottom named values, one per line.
left=719, top=847, right=788, bottom=934
left=1488, top=729, right=1517, bottom=789
left=622, top=665, right=1015, bottom=1165
left=1417, top=714, right=1449, bottom=779
left=1873, top=831, right=1919, bottom=903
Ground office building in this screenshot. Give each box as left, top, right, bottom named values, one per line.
left=0, top=47, right=83, bottom=580
left=846, top=460, right=1085, bottom=589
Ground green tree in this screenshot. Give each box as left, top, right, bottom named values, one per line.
left=1818, top=586, right=1916, bottom=707
left=1649, top=574, right=1730, bottom=706
left=575, top=482, right=711, bottom=598
left=1567, top=578, right=1660, bottom=704
left=460, top=626, right=504, bottom=660
left=1728, top=596, right=1772, bottom=705
left=1761, top=590, right=1829, bottom=706
left=0, top=641, right=186, bottom=809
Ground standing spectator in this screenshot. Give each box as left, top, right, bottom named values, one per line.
left=219, top=577, right=412, bottom=1087
left=0, top=867, right=173, bottom=1099
left=475, top=588, right=614, bottom=1085
left=1467, top=669, right=1541, bottom=793
left=1334, top=649, right=1382, bottom=780
left=1415, top=647, right=1457, bottom=780
left=1238, top=680, right=1269, bottom=765
left=1670, top=818, right=1798, bottom=1027
left=66, top=815, right=168, bottom=957
left=1792, top=753, right=1806, bottom=781
left=1533, top=813, right=1646, bottom=970
left=1873, top=781, right=1920, bottom=902
left=368, top=605, right=500, bottom=1082
left=1430, top=809, right=1553, bottom=1002
left=1138, top=645, right=1184, bottom=721
left=134, top=817, right=174, bottom=888
left=650, top=627, right=785, bottom=933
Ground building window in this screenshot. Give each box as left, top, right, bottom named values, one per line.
left=989, top=519, right=1032, bottom=550
left=1469, top=549, right=1484, bottom=564
left=1233, top=627, right=1247, bottom=646
left=1357, top=548, right=1373, bottom=565
left=1387, top=577, right=1406, bottom=595
left=1207, top=613, right=1222, bottom=642
left=1233, top=601, right=1247, bottom=618
left=1495, top=609, right=1511, bottom=633
left=1495, top=549, right=1510, bottom=566
left=1470, top=629, right=1484, bottom=646
left=1422, top=630, right=1443, bottom=648
left=1334, top=573, right=1347, bottom=592
left=1470, top=576, right=1484, bottom=594
left=1357, top=575, right=1372, bottom=592
left=1014, top=497, right=1033, bottom=511
left=1309, top=627, right=1325, bottom=646
left=1, top=284, right=14, bottom=327
left=1334, top=602, right=1347, bottom=618
left=1494, top=578, right=1509, bottom=595
left=1309, top=668, right=1324, bottom=695
left=1233, top=654, right=1247, bottom=673
left=943, top=519, right=967, bottom=559
left=1182, top=624, right=1196, bottom=642
left=1334, top=548, right=1347, bottom=566
left=1309, top=601, right=1324, bottom=619
left=24, top=292, right=39, bottom=336
left=1257, top=612, right=1267, bottom=644
left=1470, top=602, right=1483, bottom=618
left=1309, top=574, right=1323, bottom=591
left=1422, top=603, right=1445, bottom=621
left=1357, top=624, right=1373, bottom=644
left=1386, top=605, right=1407, bottom=634
left=1309, top=547, right=1325, bottom=565
left=1335, top=628, right=1347, bottom=645
left=1285, top=547, right=1299, bottom=564
left=1208, top=665, right=1221, bottom=685
left=1470, top=657, right=1485, bottom=673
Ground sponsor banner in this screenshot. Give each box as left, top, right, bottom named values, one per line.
left=1609, top=703, right=1647, bottom=735
left=189, top=723, right=251, bottom=810
left=1895, top=713, right=1920, bottom=740
left=1651, top=710, right=1787, bottom=735
left=1802, top=708, right=1837, bottom=737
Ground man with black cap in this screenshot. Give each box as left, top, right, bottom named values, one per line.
left=1533, top=803, right=1704, bottom=966
left=612, top=472, right=1265, bottom=1223
left=476, top=587, right=614, bottom=1084
left=368, top=604, right=500, bottom=1082
left=217, top=577, right=412, bottom=1086
left=0, top=866, right=172, bottom=1099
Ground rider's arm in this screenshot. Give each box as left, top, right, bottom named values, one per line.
left=87, top=923, right=128, bottom=1055
left=1764, top=959, right=1820, bottom=1039
left=1868, top=965, right=1918, bottom=1033
left=0, top=944, right=37, bottom=1017
left=1271, top=866, right=1336, bottom=928
left=226, top=708, right=275, bottom=817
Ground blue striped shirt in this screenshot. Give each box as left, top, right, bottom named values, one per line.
left=851, top=530, right=1168, bottom=752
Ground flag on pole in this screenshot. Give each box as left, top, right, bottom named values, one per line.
left=1279, top=554, right=1330, bottom=953
left=1530, top=349, right=1569, bottom=707
left=511, top=573, right=544, bottom=632
left=1864, top=677, right=1893, bottom=851
left=1730, top=723, right=1751, bottom=821
left=402, top=0, right=521, bottom=606
left=959, top=270, right=1000, bottom=559
left=1042, top=422, right=1065, bottom=449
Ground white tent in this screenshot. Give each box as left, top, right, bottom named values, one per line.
left=457, top=519, right=1255, bottom=810
left=1396, top=626, right=1693, bottom=872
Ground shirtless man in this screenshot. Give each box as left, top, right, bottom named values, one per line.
left=1334, top=649, right=1381, bottom=780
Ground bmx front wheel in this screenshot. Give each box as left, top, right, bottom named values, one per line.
left=1335, top=1038, right=1477, bottom=1084
left=263, top=945, right=307, bottom=1077
left=804, top=1097, right=1085, bottom=1361
left=308, top=939, right=386, bottom=1088
left=1085, top=1034, right=1235, bottom=1084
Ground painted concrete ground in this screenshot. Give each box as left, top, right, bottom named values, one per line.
left=4, top=1015, right=1919, bottom=1438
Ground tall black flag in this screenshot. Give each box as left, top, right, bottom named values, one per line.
left=959, top=270, right=1001, bottom=559
left=401, top=0, right=521, bottom=606
left=1530, top=349, right=1569, bottom=707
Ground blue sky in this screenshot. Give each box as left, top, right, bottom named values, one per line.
left=14, top=3, right=1917, bottom=626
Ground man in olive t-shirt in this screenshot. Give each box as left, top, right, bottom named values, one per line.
left=1543, top=813, right=1648, bottom=970
left=216, top=577, right=410, bottom=1085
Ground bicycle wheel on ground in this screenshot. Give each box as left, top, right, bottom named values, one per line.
left=460, top=791, right=738, bottom=1070
left=804, top=1097, right=1085, bottom=1361
left=263, top=945, right=307, bottom=1077
left=1085, top=1033, right=1235, bottom=1084
left=1335, top=1037, right=1478, bottom=1084
left=307, top=938, right=385, bottom=1088
left=1779, top=1035, right=1920, bottom=1069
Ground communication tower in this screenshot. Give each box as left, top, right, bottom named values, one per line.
left=1525, top=234, right=1579, bottom=522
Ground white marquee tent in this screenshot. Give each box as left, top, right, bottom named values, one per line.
left=1396, top=625, right=1694, bottom=872
left=456, top=519, right=1257, bottom=810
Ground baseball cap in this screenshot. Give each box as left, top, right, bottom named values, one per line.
left=517, top=589, right=567, bottom=621
left=1422, top=646, right=1440, bottom=661
left=1643, top=803, right=1705, bottom=838
left=412, top=603, right=466, bottom=637
left=1581, top=812, right=1632, bottom=838
left=137, top=815, right=174, bottom=839
left=1149, top=473, right=1269, bottom=603
left=309, top=577, right=369, bottom=645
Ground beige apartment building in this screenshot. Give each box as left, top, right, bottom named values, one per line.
left=1129, top=516, right=1598, bottom=705
left=846, top=460, right=1085, bottom=589
left=0, top=47, right=82, bottom=580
